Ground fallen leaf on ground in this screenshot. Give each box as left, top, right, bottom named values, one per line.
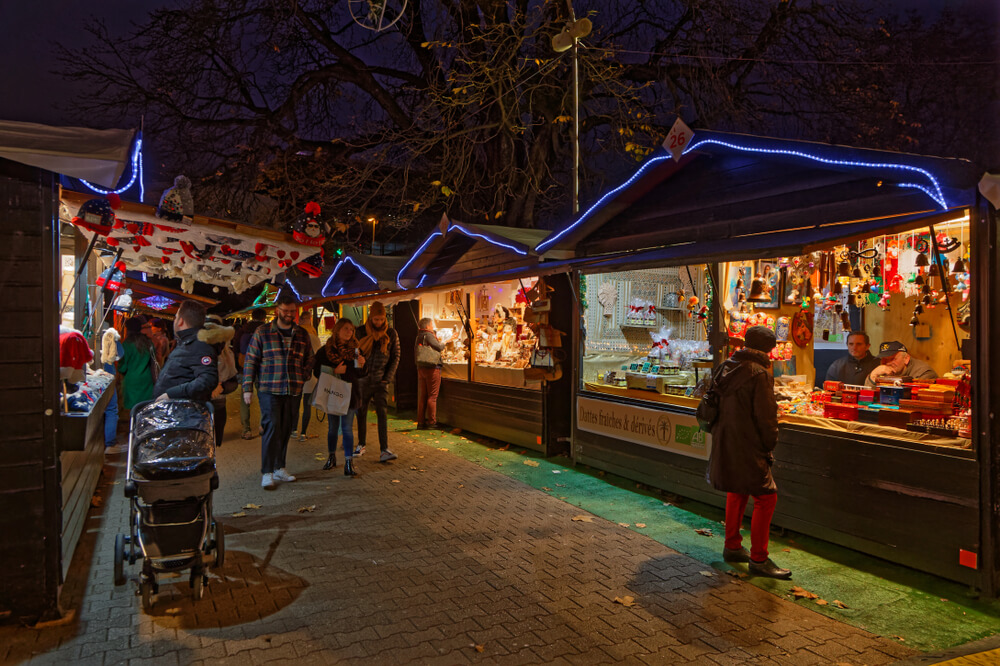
left=518, top=450, right=526, bottom=455
left=552, top=470, right=561, bottom=474
left=297, top=505, right=316, bottom=513
left=499, top=444, right=510, bottom=451
left=542, top=487, right=553, bottom=491
left=725, top=570, right=749, bottom=579
left=417, top=455, right=424, bottom=459
left=892, top=636, right=906, bottom=642
left=437, top=447, right=449, bottom=451
left=815, top=599, right=828, bottom=606
left=618, top=523, right=630, bottom=527
left=556, top=483, right=566, bottom=487
left=90, top=496, right=104, bottom=508
left=572, top=515, right=594, bottom=523
left=451, top=428, right=462, bottom=435
left=474, top=645, right=485, bottom=653
left=613, top=595, right=635, bottom=607
left=243, top=503, right=262, bottom=510
left=458, top=484, right=464, bottom=488
left=782, top=548, right=790, bottom=552
left=410, top=466, right=418, bottom=470
left=164, top=607, right=182, bottom=615
left=314, top=453, right=327, bottom=461
left=790, top=586, right=819, bottom=600
left=111, top=481, right=120, bottom=485
left=391, top=480, right=400, bottom=484
left=832, top=600, right=849, bottom=609
left=699, top=571, right=714, bottom=577
left=695, top=528, right=714, bottom=537
left=523, top=460, right=540, bottom=467
left=231, top=512, right=247, bottom=518
left=635, top=523, right=646, bottom=528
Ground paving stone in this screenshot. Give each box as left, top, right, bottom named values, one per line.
left=0, top=398, right=917, bottom=664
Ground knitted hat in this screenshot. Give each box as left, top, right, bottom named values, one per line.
left=745, top=325, right=777, bottom=353
left=370, top=301, right=386, bottom=317
left=70, top=194, right=120, bottom=236
left=96, top=261, right=127, bottom=291
left=156, top=175, right=194, bottom=221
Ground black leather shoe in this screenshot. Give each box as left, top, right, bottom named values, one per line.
left=723, top=547, right=750, bottom=563
left=344, top=458, right=359, bottom=477
left=749, top=558, right=792, bottom=579
left=322, top=455, right=337, bottom=470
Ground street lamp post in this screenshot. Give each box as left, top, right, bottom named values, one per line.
left=552, top=3, right=591, bottom=216
left=368, top=216, right=378, bottom=254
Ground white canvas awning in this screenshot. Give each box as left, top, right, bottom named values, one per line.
left=0, top=119, right=135, bottom=187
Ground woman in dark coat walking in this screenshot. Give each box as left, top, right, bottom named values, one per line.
left=313, top=318, right=367, bottom=476
left=707, top=325, right=790, bottom=579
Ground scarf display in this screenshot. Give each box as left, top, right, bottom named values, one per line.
left=358, top=319, right=389, bottom=357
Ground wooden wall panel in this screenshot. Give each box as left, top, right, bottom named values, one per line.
left=438, top=379, right=544, bottom=451
left=574, top=401, right=979, bottom=586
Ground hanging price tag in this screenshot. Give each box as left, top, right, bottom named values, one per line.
left=662, top=118, right=694, bottom=162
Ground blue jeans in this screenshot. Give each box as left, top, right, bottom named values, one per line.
left=103, top=362, right=118, bottom=446
left=327, top=409, right=356, bottom=458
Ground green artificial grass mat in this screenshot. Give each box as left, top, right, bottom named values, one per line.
left=380, top=412, right=1000, bottom=652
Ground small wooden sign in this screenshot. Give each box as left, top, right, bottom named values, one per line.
left=662, top=118, right=694, bottom=162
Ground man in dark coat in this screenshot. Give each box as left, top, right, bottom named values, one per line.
left=707, top=325, right=790, bottom=579
left=354, top=301, right=401, bottom=461
left=153, top=300, right=218, bottom=402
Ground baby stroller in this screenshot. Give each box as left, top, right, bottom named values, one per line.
left=112, top=399, right=224, bottom=611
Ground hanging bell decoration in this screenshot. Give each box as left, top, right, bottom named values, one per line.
left=914, top=274, right=925, bottom=287
left=871, top=264, right=882, bottom=278
left=747, top=276, right=769, bottom=302
left=852, top=266, right=863, bottom=279
left=860, top=282, right=872, bottom=294
left=952, top=257, right=966, bottom=273
left=837, top=261, right=852, bottom=278
left=922, top=294, right=932, bottom=306
left=914, top=304, right=924, bottom=315
left=921, top=283, right=932, bottom=295
left=915, top=251, right=930, bottom=267
left=910, top=315, right=920, bottom=326
left=841, top=312, right=851, bottom=330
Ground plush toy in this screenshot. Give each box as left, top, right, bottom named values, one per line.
left=291, top=202, right=329, bottom=247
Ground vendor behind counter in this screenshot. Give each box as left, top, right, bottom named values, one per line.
left=866, top=340, right=938, bottom=386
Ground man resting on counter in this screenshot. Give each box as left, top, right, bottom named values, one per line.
left=826, top=331, right=881, bottom=386
left=865, top=340, right=938, bottom=386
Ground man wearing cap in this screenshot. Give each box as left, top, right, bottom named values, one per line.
left=866, top=341, right=937, bottom=386
left=825, top=331, right=881, bottom=386
left=707, top=326, right=792, bottom=579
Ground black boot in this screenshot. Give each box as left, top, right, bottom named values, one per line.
left=322, top=454, right=337, bottom=470
left=344, top=457, right=359, bottom=477
left=749, top=558, right=792, bottom=579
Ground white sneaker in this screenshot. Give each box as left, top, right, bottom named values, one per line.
left=380, top=450, right=398, bottom=462
left=261, top=472, right=276, bottom=489
left=290, top=431, right=299, bottom=439
left=273, top=468, right=296, bottom=482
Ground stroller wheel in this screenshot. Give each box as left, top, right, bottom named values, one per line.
left=140, top=579, right=155, bottom=612
left=212, top=521, right=225, bottom=569
left=190, top=572, right=205, bottom=601
left=113, top=534, right=126, bottom=586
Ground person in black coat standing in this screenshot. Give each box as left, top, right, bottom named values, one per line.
left=313, top=317, right=367, bottom=476
left=706, top=326, right=790, bottom=579
left=153, top=300, right=218, bottom=403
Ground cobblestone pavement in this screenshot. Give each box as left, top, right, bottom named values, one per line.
left=2, top=398, right=916, bottom=665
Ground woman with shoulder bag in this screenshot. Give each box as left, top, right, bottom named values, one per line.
left=201, top=315, right=237, bottom=447
left=313, top=318, right=367, bottom=476
left=415, top=318, right=445, bottom=429
left=118, top=316, right=155, bottom=411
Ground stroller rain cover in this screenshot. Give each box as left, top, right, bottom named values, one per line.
left=134, top=400, right=215, bottom=480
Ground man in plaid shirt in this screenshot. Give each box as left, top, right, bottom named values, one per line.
left=243, top=292, right=316, bottom=489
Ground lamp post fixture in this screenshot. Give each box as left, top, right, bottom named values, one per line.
left=551, top=2, right=592, bottom=215
left=368, top=216, right=378, bottom=254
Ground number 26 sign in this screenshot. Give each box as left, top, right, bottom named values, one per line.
left=662, top=118, right=694, bottom=162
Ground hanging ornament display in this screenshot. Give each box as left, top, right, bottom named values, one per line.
left=291, top=202, right=329, bottom=247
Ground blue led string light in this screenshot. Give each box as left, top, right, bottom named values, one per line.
left=535, top=155, right=672, bottom=253
left=450, top=224, right=529, bottom=256
left=322, top=257, right=380, bottom=297
left=284, top=278, right=303, bottom=302
left=536, top=136, right=950, bottom=253
left=681, top=138, right=948, bottom=208
left=396, top=231, right=443, bottom=289
left=81, top=137, right=145, bottom=198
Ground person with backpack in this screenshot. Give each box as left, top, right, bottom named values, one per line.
left=705, top=325, right=790, bottom=580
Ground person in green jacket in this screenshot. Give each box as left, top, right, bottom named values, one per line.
left=118, top=317, right=155, bottom=411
